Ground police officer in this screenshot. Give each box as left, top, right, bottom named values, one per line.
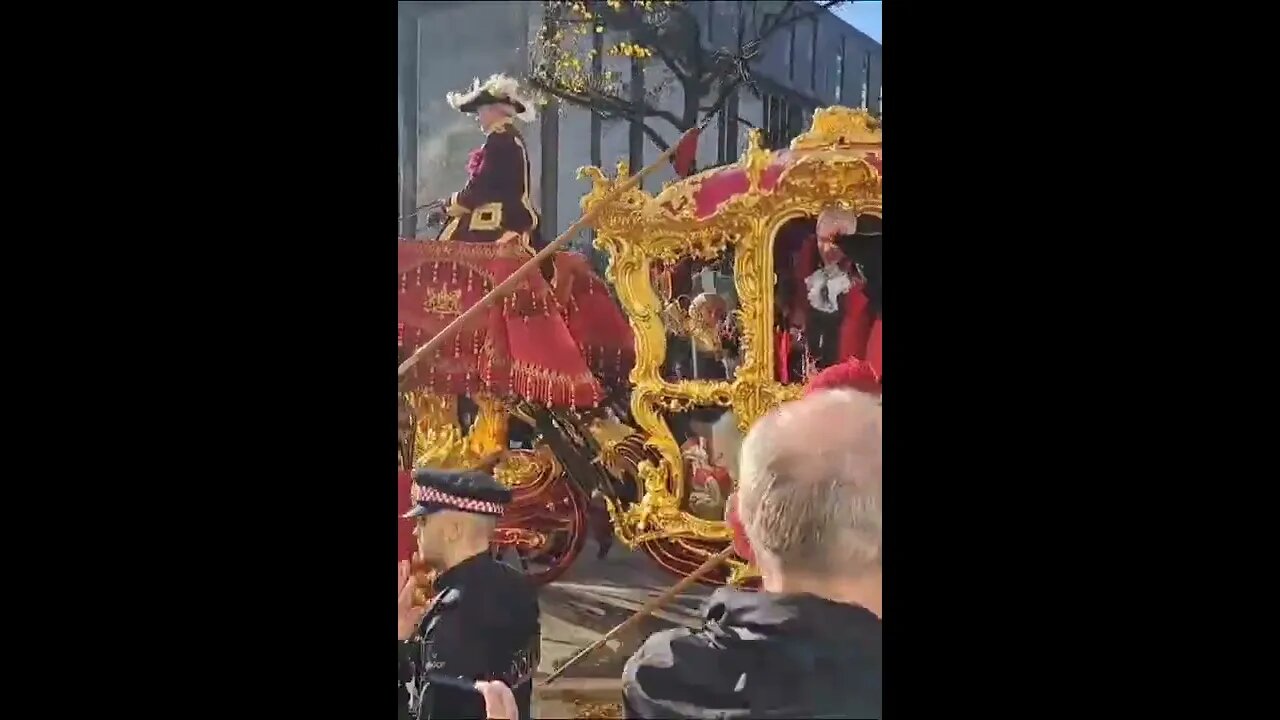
left=397, top=469, right=541, bottom=720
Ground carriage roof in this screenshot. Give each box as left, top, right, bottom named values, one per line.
left=579, top=106, right=881, bottom=261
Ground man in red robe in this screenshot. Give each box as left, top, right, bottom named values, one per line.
left=818, top=209, right=883, bottom=378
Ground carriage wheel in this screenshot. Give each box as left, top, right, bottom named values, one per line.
left=491, top=476, right=589, bottom=586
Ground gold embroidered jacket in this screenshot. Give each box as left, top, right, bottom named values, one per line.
left=437, top=119, right=541, bottom=248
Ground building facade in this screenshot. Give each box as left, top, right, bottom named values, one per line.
left=398, top=0, right=881, bottom=247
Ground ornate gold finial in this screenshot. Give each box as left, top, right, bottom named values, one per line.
left=577, top=165, right=613, bottom=213
left=740, top=129, right=771, bottom=191
left=790, top=106, right=881, bottom=151
left=423, top=288, right=462, bottom=315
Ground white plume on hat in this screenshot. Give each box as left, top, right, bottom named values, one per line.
left=446, top=73, right=536, bottom=122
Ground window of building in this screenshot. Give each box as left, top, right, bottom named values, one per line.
left=760, top=91, right=810, bottom=149
left=725, top=90, right=739, bottom=162
left=809, top=18, right=819, bottom=90
left=787, top=23, right=796, bottom=82
left=707, top=1, right=738, bottom=47
left=717, top=97, right=727, bottom=165
left=863, top=51, right=873, bottom=109
left=877, top=85, right=882, bottom=117
left=834, top=39, right=845, bottom=103
left=788, top=103, right=804, bottom=144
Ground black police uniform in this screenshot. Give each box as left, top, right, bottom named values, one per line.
left=399, top=469, right=541, bottom=720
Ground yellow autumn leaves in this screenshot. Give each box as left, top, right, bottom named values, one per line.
left=536, top=0, right=679, bottom=94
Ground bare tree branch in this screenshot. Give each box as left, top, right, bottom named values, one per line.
left=528, top=71, right=685, bottom=130
left=530, top=0, right=853, bottom=139
left=527, top=74, right=673, bottom=151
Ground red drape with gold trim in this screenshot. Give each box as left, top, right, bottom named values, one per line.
left=551, top=252, right=635, bottom=385
left=399, top=240, right=602, bottom=408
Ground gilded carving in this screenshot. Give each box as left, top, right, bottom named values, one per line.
left=579, top=107, right=883, bottom=574
left=790, top=106, right=882, bottom=151
left=408, top=391, right=509, bottom=470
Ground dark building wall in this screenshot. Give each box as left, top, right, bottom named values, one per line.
left=741, top=1, right=881, bottom=112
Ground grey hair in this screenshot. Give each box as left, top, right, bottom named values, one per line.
left=816, top=207, right=858, bottom=236
left=736, top=389, right=881, bottom=575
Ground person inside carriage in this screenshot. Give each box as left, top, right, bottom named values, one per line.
left=774, top=207, right=883, bottom=384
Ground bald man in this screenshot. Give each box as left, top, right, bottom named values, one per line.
left=623, top=390, right=882, bottom=719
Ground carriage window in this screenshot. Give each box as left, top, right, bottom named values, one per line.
left=653, top=256, right=740, bottom=385
left=772, top=213, right=879, bottom=384
left=664, top=404, right=740, bottom=522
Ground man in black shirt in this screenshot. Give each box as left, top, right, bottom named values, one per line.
left=397, top=469, right=541, bottom=720
left=623, top=390, right=883, bottom=719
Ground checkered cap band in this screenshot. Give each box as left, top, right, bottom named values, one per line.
left=410, top=484, right=505, bottom=516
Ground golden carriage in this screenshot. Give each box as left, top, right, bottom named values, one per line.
left=578, top=106, right=883, bottom=585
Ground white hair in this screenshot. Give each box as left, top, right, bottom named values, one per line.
left=817, top=207, right=858, bottom=237
left=736, top=390, right=882, bottom=575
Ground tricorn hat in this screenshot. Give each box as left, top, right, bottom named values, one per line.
left=447, top=74, right=535, bottom=121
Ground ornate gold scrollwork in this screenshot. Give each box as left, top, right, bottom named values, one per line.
left=493, top=445, right=559, bottom=489
left=789, top=105, right=882, bottom=151
left=408, top=391, right=510, bottom=470
left=578, top=108, right=882, bottom=577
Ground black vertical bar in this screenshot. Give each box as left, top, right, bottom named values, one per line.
left=717, top=96, right=727, bottom=164
left=541, top=1, right=560, bottom=238
left=589, top=11, right=603, bottom=248
left=810, top=16, right=819, bottom=91
left=725, top=88, right=739, bottom=161
left=629, top=55, right=644, bottom=189
left=788, top=23, right=797, bottom=82
left=864, top=51, right=872, bottom=109
left=540, top=102, right=560, bottom=241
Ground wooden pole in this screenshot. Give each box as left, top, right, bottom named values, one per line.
left=541, top=544, right=736, bottom=685
left=398, top=125, right=700, bottom=379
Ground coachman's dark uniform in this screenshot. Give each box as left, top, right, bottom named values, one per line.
left=398, top=470, right=541, bottom=720
left=435, top=74, right=542, bottom=253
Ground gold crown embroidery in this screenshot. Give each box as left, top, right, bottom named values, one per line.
left=423, top=288, right=462, bottom=315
